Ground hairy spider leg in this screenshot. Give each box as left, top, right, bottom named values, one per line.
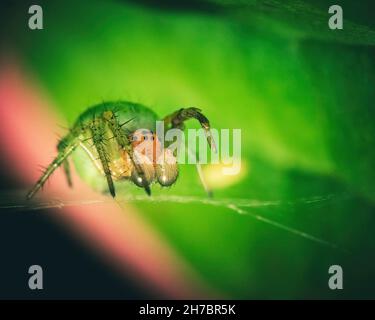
left=163, top=107, right=216, bottom=197
left=103, top=110, right=151, bottom=196
left=163, top=107, right=217, bottom=152
left=57, top=138, right=73, bottom=187
left=26, top=133, right=79, bottom=199
left=90, top=117, right=116, bottom=198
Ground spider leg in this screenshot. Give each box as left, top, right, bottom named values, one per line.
left=62, top=160, right=72, bottom=187
left=187, top=145, right=213, bottom=197
left=57, top=138, right=73, bottom=187
left=90, top=118, right=116, bottom=197
left=102, top=111, right=151, bottom=196
left=164, top=107, right=215, bottom=197
left=163, top=107, right=217, bottom=152
left=27, top=134, right=79, bottom=199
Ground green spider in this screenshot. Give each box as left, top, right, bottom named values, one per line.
left=27, top=101, right=215, bottom=199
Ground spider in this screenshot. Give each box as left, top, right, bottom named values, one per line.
left=27, top=101, right=215, bottom=199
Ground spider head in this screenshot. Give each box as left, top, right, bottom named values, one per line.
left=130, top=129, right=161, bottom=163
left=129, top=129, right=178, bottom=190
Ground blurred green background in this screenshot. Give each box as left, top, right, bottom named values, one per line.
left=2, top=0, right=375, bottom=298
